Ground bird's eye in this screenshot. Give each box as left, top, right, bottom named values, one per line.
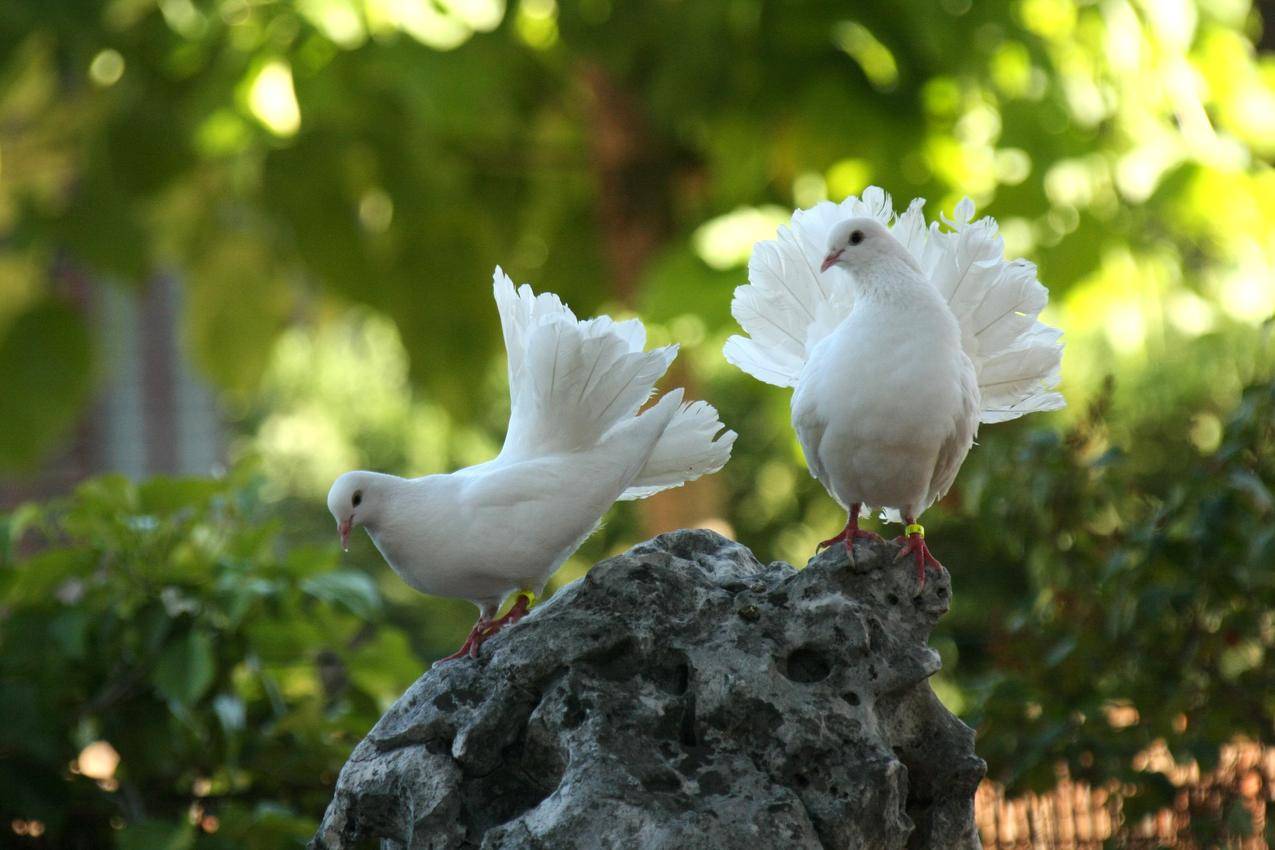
left=849, top=230, right=864, bottom=246
left=352, top=490, right=363, bottom=508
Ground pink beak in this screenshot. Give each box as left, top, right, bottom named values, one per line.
left=338, top=518, right=352, bottom=552
left=820, top=251, right=843, bottom=273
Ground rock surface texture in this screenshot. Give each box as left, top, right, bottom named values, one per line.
left=310, top=530, right=986, bottom=850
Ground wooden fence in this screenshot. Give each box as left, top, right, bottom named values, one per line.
left=974, top=742, right=1272, bottom=849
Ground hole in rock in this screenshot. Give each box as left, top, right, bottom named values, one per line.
left=562, top=692, right=588, bottom=729
left=673, top=662, right=690, bottom=695
left=782, top=646, right=832, bottom=683
left=680, top=694, right=699, bottom=748
left=460, top=731, right=566, bottom=836
left=886, top=593, right=899, bottom=605
left=648, top=651, right=692, bottom=695
left=843, top=691, right=860, bottom=706
left=581, top=637, right=643, bottom=682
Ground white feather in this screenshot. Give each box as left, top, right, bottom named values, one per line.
left=726, top=188, right=1065, bottom=533
left=327, top=270, right=735, bottom=636
left=619, top=400, right=737, bottom=500
left=726, top=189, right=1065, bottom=424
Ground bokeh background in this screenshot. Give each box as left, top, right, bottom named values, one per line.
left=2, top=0, right=1274, bottom=846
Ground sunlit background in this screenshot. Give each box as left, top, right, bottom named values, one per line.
left=1, top=0, right=1274, bottom=846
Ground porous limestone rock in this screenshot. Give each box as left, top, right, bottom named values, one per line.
left=310, top=529, right=985, bottom=850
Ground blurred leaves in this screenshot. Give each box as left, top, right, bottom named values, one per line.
left=0, top=0, right=1273, bottom=844
left=301, top=570, right=382, bottom=620
left=2, top=0, right=1272, bottom=461
left=0, top=300, right=93, bottom=470
left=0, top=470, right=427, bottom=846
left=944, top=356, right=1275, bottom=822
left=153, top=629, right=216, bottom=707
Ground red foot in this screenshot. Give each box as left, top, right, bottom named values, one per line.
left=817, top=505, right=883, bottom=552
left=501, top=594, right=534, bottom=627
left=433, top=594, right=535, bottom=666
left=893, top=533, right=942, bottom=589
left=818, top=526, right=885, bottom=551
left=435, top=617, right=493, bottom=665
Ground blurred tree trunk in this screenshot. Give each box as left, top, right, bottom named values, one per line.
left=581, top=63, right=731, bottom=539
left=1260, top=0, right=1275, bottom=51
left=580, top=63, right=671, bottom=303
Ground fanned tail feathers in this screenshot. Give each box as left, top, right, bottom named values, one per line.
left=620, top=400, right=737, bottom=500
left=914, top=198, right=1065, bottom=422
left=493, top=268, right=735, bottom=483
left=726, top=188, right=1065, bottom=422
left=723, top=189, right=892, bottom=388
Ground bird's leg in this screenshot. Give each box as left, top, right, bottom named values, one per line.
left=817, top=503, right=884, bottom=551
left=893, top=518, right=941, bottom=589
left=432, top=591, right=537, bottom=665
left=497, top=591, right=535, bottom=627
left=475, top=591, right=535, bottom=637
left=435, top=613, right=494, bottom=665
left=463, top=590, right=538, bottom=658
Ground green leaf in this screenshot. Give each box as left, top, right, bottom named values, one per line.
left=0, top=502, right=41, bottom=565
left=152, top=629, right=216, bottom=707
left=187, top=235, right=295, bottom=395
left=345, top=628, right=420, bottom=701
left=0, top=300, right=92, bottom=471
left=137, top=476, right=226, bottom=515
left=116, top=819, right=195, bottom=850
left=301, top=570, right=382, bottom=620
left=5, top=548, right=96, bottom=606
left=49, top=609, right=90, bottom=660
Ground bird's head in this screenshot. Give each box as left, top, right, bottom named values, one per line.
left=327, top=470, right=379, bottom=552
left=820, top=218, right=909, bottom=274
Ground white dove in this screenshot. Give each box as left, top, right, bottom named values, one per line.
left=724, top=187, right=1064, bottom=587
left=328, top=268, right=735, bottom=662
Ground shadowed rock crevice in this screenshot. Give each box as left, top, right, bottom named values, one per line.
left=310, top=530, right=985, bottom=850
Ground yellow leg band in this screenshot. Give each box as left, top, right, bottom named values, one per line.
left=904, top=523, right=925, bottom=538
left=517, top=590, right=537, bottom=607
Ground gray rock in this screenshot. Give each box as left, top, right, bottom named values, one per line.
left=310, top=529, right=985, bottom=850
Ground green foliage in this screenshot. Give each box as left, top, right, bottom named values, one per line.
left=0, top=471, right=426, bottom=847
left=1, top=0, right=1274, bottom=842
left=2, top=0, right=1273, bottom=464
left=935, top=337, right=1275, bottom=834
left=5, top=352, right=1271, bottom=847
left=0, top=301, right=92, bottom=470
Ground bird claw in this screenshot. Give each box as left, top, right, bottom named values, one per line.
left=818, top=527, right=885, bottom=551
left=435, top=621, right=489, bottom=665
left=818, top=507, right=884, bottom=552
left=893, top=533, right=942, bottom=590
left=435, top=594, right=535, bottom=666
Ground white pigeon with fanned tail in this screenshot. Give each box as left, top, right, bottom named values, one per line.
left=328, top=268, right=735, bottom=662
left=724, top=186, right=1063, bottom=586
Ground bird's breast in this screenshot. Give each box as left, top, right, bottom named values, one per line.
left=811, top=312, right=967, bottom=431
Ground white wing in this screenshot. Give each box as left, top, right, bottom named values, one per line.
left=926, top=355, right=980, bottom=509
left=790, top=371, right=832, bottom=498
left=725, top=189, right=1065, bottom=423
